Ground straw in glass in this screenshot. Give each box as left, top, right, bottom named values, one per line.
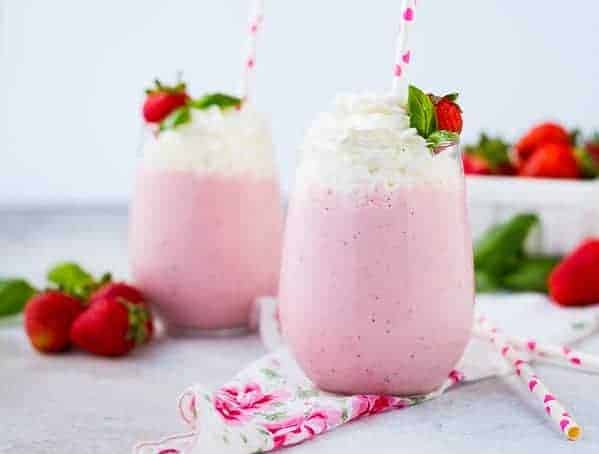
left=239, top=0, right=265, bottom=104
left=391, top=0, right=417, bottom=100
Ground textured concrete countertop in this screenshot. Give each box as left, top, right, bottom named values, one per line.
left=1, top=207, right=598, bottom=453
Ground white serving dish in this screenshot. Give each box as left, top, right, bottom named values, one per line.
left=466, top=176, right=599, bottom=256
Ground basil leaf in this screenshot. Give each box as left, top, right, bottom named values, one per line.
left=501, top=256, right=560, bottom=293
left=408, top=85, right=436, bottom=138
left=159, top=106, right=191, bottom=131
left=475, top=270, right=502, bottom=293
left=190, top=93, right=241, bottom=111
left=474, top=213, right=539, bottom=278
left=0, top=278, right=37, bottom=316
left=47, top=262, right=96, bottom=300
left=427, top=130, right=459, bottom=149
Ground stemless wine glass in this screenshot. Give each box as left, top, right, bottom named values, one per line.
left=280, top=132, right=474, bottom=395
left=129, top=105, right=283, bottom=335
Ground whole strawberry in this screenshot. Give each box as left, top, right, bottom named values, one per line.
left=549, top=239, right=599, bottom=306
left=89, top=282, right=153, bottom=342
left=518, top=143, right=580, bottom=179
left=90, top=282, right=143, bottom=304
left=462, top=154, right=492, bottom=175
left=142, top=79, right=189, bottom=124
left=24, top=291, right=83, bottom=353
left=431, top=94, right=463, bottom=134
left=515, top=122, right=570, bottom=163
left=70, top=296, right=152, bottom=357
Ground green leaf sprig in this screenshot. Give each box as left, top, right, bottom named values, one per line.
left=0, top=262, right=112, bottom=318
left=47, top=262, right=111, bottom=301
left=408, top=85, right=437, bottom=139
left=474, top=213, right=560, bottom=293
left=0, top=279, right=37, bottom=317
left=159, top=92, right=242, bottom=132
left=407, top=85, right=461, bottom=150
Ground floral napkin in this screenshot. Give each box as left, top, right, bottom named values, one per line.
left=135, top=295, right=598, bottom=454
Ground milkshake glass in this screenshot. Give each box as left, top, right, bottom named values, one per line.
left=130, top=105, right=283, bottom=334
left=279, top=94, right=474, bottom=395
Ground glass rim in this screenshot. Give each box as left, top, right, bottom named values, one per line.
left=433, top=138, right=460, bottom=153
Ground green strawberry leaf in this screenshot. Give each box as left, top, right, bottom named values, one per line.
left=123, top=301, right=151, bottom=345
left=464, top=133, right=511, bottom=168
left=159, top=106, right=191, bottom=131
left=501, top=256, right=560, bottom=293
left=145, top=78, right=187, bottom=95
left=407, top=85, right=436, bottom=139
left=443, top=93, right=459, bottom=102
left=190, top=93, right=241, bottom=111
left=427, top=130, right=459, bottom=149
left=0, top=278, right=37, bottom=317
left=47, top=262, right=103, bottom=300
left=573, top=147, right=599, bottom=178
left=569, top=128, right=582, bottom=147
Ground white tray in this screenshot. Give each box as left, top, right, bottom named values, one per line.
left=466, top=176, right=599, bottom=256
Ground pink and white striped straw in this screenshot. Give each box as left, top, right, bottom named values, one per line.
left=476, top=316, right=582, bottom=441
left=474, top=318, right=599, bottom=374
left=239, top=0, right=265, bottom=104
left=391, top=0, right=417, bottom=100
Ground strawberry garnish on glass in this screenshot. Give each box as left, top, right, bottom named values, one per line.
left=142, top=79, right=190, bottom=124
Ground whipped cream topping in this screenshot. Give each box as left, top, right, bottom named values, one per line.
left=296, top=93, right=460, bottom=192
left=142, top=106, right=277, bottom=178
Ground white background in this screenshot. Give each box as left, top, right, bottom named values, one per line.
left=2, top=0, right=599, bottom=206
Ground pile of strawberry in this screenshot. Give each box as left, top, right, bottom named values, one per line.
left=464, top=122, right=599, bottom=179
left=10, top=263, right=153, bottom=356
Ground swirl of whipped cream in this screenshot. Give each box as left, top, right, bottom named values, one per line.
left=296, top=93, right=460, bottom=192
left=142, top=105, right=277, bottom=178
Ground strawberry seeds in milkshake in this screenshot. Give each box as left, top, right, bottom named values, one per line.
left=130, top=83, right=283, bottom=334
left=279, top=89, right=474, bottom=395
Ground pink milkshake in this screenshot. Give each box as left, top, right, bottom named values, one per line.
left=279, top=94, right=474, bottom=394
left=130, top=93, right=283, bottom=333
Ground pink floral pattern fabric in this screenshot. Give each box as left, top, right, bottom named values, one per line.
left=135, top=351, right=461, bottom=454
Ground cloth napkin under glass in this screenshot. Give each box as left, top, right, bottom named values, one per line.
left=135, top=294, right=598, bottom=453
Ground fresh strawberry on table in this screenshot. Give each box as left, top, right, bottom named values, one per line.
left=90, top=282, right=153, bottom=342
left=549, top=239, right=599, bottom=306
left=143, top=79, right=189, bottom=124
left=24, top=291, right=84, bottom=353
left=515, top=122, right=570, bottom=163
left=90, top=282, right=144, bottom=304
left=70, top=296, right=152, bottom=357
left=518, top=143, right=580, bottom=179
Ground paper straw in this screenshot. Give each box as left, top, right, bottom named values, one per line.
left=473, top=320, right=599, bottom=374
left=239, top=0, right=265, bottom=104
left=475, top=316, right=582, bottom=441
left=391, top=0, right=417, bottom=100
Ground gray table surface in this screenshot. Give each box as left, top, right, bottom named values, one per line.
left=1, top=207, right=598, bottom=453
